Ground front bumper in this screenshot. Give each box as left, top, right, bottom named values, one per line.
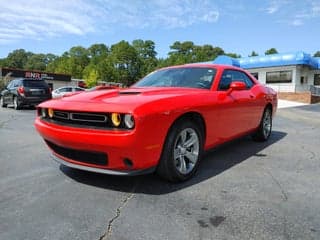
left=51, top=153, right=156, bottom=175
left=34, top=117, right=163, bottom=173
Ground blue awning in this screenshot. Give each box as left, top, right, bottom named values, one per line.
left=212, top=52, right=320, bottom=69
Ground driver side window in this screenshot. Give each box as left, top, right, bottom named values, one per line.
left=218, top=70, right=255, bottom=91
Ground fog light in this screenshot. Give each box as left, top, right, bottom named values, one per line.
left=111, top=113, right=121, bottom=127
left=123, top=158, right=133, bottom=168
left=124, top=114, right=135, bottom=129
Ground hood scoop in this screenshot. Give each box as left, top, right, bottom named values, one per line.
left=119, top=91, right=141, bottom=95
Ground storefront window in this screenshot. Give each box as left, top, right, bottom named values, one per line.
left=266, top=70, right=292, bottom=83
left=314, top=74, right=320, bottom=85
left=251, top=72, right=259, bottom=80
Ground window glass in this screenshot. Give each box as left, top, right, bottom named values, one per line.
left=75, top=87, right=85, bottom=92
left=218, top=70, right=254, bottom=90
left=135, top=67, right=217, bottom=90
left=266, top=71, right=292, bottom=83
left=23, top=80, right=49, bottom=88
left=7, top=81, right=14, bottom=88
left=314, top=74, right=320, bottom=85
left=13, top=80, right=20, bottom=88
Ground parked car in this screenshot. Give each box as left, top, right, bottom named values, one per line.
left=34, top=64, right=277, bottom=182
left=52, top=86, right=85, bottom=98
left=1, top=78, right=52, bottom=109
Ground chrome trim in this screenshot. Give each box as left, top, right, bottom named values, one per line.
left=51, top=153, right=155, bottom=176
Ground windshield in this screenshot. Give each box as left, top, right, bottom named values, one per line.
left=134, top=67, right=217, bottom=90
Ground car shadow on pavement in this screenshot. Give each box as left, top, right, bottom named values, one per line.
left=60, top=130, right=286, bottom=195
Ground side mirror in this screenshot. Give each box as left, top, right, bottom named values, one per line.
left=227, top=81, right=247, bottom=95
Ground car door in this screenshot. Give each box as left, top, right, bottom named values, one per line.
left=4, top=80, right=16, bottom=103
left=216, top=69, right=260, bottom=139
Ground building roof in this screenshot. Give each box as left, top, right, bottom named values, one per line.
left=212, top=51, right=320, bottom=70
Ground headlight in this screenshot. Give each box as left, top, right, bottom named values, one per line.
left=124, top=114, right=135, bottom=129
left=41, top=108, right=47, bottom=118
left=111, top=113, right=121, bottom=127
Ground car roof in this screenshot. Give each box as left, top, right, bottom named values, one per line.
left=162, top=63, right=245, bottom=71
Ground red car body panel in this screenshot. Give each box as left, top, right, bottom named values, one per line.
left=34, top=64, right=277, bottom=175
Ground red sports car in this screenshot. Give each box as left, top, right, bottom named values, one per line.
left=34, top=64, right=277, bottom=182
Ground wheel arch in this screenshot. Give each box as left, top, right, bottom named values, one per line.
left=167, top=111, right=206, bottom=144
left=265, top=102, right=273, bottom=115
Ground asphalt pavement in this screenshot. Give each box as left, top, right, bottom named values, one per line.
left=0, top=104, right=320, bottom=240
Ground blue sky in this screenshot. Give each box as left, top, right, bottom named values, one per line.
left=0, top=0, right=319, bottom=59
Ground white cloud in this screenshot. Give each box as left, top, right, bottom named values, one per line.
left=263, top=0, right=320, bottom=27
left=0, top=0, right=220, bottom=44
left=264, top=0, right=289, bottom=14
left=0, top=0, right=96, bottom=43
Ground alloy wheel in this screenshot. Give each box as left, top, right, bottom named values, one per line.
left=173, top=128, right=200, bottom=175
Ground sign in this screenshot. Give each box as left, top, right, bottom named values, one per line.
left=1, top=67, right=71, bottom=81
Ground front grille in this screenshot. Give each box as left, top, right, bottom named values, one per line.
left=45, top=140, right=108, bottom=166
left=47, top=110, right=110, bottom=129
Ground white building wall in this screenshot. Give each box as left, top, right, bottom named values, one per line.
left=46, top=80, right=75, bottom=90
left=247, top=65, right=297, bottom=92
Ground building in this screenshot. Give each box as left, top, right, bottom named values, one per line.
left=213, top=52, right=320, bottom=92
left=0, top=67, right=73, bottom=90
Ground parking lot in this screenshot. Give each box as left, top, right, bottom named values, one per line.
left=1, top=104, right=320, bottom=240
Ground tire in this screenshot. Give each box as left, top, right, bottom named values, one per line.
left=0, top=96, right=7, bottom=108
left=252, top=107, right=272, bottom=141
left=157, top=120, right=204, bottom=182
left=13, top=96, right=21, bottom=110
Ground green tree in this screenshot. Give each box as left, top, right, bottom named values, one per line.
left=68, top=46, right=90, bottom=78
left=194, top=45, right=225, bottom=62
left=226, top=53, right=241, bottom=58
left=24, top=54, right=47, bottom=71
left=5, top=49, right=32, bottom=68
left=265, top=48, right=278, bottom=55
left=132, top=39, right=158, bottom=77
left=83, top=64, right=99, bottom=87
left=88, top=43, right=109, bottom=64
left=110, top=40, right=139, bottom=86
left=168, top=41, right=195, bottom=65
left=47, top=52, right=72, bottom=75
left=249, top=51, right=259, bottom=57
left=313, top=51, right=320, bottom=57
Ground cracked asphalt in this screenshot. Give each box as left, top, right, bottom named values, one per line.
left=0, top=104, right=320, bottom=240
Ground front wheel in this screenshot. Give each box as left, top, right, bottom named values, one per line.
left=252, top=107, right=272, bottom=141
left=157, top=120, right=204, bottom=182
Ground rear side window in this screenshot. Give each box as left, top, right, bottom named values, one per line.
left=23, top=80, right=49, bottom=88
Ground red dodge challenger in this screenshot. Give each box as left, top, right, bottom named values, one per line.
left=34, top=64, right=277, bottom=182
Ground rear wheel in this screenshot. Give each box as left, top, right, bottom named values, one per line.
left=252, top=107, right=272, bottom=141
left=0, top=96, right=7, bottom=108
left=13, top=96, right=21, bottom=110
left=157, top=120, right=203, bottom=182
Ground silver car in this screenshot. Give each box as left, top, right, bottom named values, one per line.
left=52, top=86, right=85, bottom=98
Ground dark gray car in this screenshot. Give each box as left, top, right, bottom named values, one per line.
left=0, top=78, right=52, bottom=109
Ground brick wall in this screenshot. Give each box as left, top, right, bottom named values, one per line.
left=278, top=92, right=320, bottom=104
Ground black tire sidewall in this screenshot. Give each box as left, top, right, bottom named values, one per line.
left=157, top=120, right=204, bottom=182
left=253, top=107, right=272, bottom=141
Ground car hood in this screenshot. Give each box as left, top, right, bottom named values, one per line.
left=39, top=87, right=210, bottom=114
